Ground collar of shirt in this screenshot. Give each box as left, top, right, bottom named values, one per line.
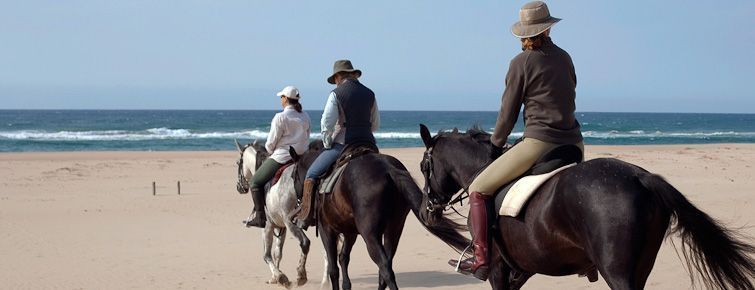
left=283, top=105, right=296, bottom=112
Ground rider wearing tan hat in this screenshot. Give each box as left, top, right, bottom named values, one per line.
left=451, top=1, right=584, bottom=280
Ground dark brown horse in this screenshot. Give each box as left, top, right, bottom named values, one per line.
left=289, top=140, right=469, bottom=290
left=418, top=124, right=755, bottom=290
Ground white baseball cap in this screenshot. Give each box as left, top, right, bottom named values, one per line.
left=276, top=86, right=300, bottom=100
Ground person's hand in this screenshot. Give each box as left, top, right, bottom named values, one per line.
left=490, top=144, right=504, bottom=159
left=490, top=143, right=512, bottom=159
left=322, top=132, right=333, bottom=149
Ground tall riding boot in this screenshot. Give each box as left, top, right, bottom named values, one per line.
left=246, top=187, right=267, bottom=228
left=294, top=178, right=316, bottom=227
left=453, top=191, right=492, bottom=280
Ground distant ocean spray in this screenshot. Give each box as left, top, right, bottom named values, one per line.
left=1, top=110, right=754, bottom=152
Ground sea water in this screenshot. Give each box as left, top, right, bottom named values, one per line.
left=1, top=110, right=753, bottom=152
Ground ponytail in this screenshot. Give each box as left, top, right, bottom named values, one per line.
left=287, top=97, right=303, bottom=113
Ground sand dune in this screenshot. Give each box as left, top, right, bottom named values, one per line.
left=1, top=144, right=753, bottom=289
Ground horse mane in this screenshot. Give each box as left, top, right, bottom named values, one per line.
left=435, top=124, right=491, bottom=144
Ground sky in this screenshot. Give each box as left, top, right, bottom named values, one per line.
left=0, top=0, right=754, bottom=113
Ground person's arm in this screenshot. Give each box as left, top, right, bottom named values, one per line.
left=265, top=114, right=283, bottom=153
left=370, top=99, right=380, bottom=132
left=491, top=57, right=526, bottom=148
left=320, top=92, right=339, bottom=149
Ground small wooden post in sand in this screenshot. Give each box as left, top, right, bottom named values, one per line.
left=152, top=182, right=156, bottom=196
left=177, top=181, right=181, bottom=195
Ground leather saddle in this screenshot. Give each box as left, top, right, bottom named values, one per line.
left=316, top=142, right=379, bottom=195
left=263, top=161, right=294, bottom=193
left=492, top=144, right=583, bottom=214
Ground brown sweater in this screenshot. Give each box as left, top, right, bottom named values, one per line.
left=492, top=37, right=583, bottom=147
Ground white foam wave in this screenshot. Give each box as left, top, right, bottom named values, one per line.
left=1, top=128, right=752, bottom=141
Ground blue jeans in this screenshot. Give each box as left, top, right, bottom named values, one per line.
left=306, top=143, right=344, bottom=179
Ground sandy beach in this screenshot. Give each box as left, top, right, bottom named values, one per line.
left=1, top=144, right=753, bottom=289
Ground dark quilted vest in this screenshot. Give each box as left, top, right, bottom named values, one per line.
left=332, top=79, right=376, bottom=145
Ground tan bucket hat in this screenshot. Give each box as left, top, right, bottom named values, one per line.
left=511, top=1, right=561, bottom=38
left=327, top=59, right=362, bottom=84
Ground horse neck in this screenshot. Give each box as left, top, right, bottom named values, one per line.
left=442, top=141, right=490, bottom=190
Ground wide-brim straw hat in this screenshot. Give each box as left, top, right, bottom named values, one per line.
left=511, top=1, right=561, bottom=38
left=327, top=59, right=362, bottom=84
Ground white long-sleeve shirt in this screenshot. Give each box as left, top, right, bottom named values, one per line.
left=320, top=91, right=380, bottom=148
left=265, top=106, right=311, bottom=163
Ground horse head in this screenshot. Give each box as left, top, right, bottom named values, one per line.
left=234, top=139, right=269, bottom=194
left=418, top=124, right=493, bottom=219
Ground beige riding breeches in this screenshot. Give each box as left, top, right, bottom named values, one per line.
left=469, top=138, right=584, bottom=195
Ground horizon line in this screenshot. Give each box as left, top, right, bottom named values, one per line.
left=1, top=108, right=754, bottom=115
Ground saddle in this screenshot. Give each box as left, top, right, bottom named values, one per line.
left=317, top=142, right=379, bottom=195
left=263, top=161, right=294, bottom=192
left=492, top=144, right=583, bottom=215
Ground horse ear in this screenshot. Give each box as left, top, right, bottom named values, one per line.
left=234, top=139, right=243, bottom=152
left=252, top=139, right=258, bottom=147
left=419, top=124, right=434, bottom=148
left=289, top=146, right=300, bottom=162
left=452, top=127, right=459, bottom=134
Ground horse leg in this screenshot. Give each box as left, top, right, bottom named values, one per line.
left=285, top=219, right=311, bottom=286
left=320, top=227, right=341, bottom=290
left=362, top=232, right=398, bottom=290
left=271, top=227, right=291, bottom=287
left=487, top=254, right=508, bottom=290
left=262, top=224, right=283, bottom=285
left=338, top=233, right=358, bottom=290
left=591, top=207, right=665, bottom=290
left=377, top=213, right=407, bottom=289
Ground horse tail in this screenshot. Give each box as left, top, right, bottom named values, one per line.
left=386, top=164, right=470, bottom=252
left=639, top=173, right=755, bottom=290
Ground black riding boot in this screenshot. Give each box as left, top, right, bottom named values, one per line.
left=450, top=191, right=492, bottom=280
left=246, top=187, right=266, bottom=228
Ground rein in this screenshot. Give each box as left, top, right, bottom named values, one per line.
left=423, top=146, right=471, bottom=218
left=423, top=145, right=493, bottom=218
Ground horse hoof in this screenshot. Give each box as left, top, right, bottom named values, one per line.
left=278, top=274, right=291, bottom=288
left=296, top=276, right=307, bottom=286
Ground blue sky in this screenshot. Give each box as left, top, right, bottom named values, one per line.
left=1, top=1, right=753, bottom=112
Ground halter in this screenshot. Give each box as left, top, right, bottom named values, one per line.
left=422, top=146, right=471, bottom=217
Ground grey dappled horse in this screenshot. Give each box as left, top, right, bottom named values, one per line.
left=236, top=139, right=329, bottom=288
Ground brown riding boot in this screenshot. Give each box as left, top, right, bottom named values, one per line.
left=451, top=191, right=492, bottom=280
left=294, top=178, right=316, bottom=227
left=245, top=187, right=266, bottom=228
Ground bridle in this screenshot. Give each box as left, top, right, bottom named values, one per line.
left=422, top=146, right=470, bottom=217
left=236, top=144, right=251, bottom=194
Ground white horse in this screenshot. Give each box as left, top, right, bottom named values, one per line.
left=235, top=139, right=311, bottom=288
left=235, top=139, right=338, bottom=289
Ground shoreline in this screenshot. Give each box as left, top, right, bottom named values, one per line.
left=2, top=143, right=755, bottom=159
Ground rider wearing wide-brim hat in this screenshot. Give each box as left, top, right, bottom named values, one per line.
left=453, top=1, right=584, bottom=280
left=293, top=59, right=380, bottom=226
left=245, top=86, right=312, bottom=228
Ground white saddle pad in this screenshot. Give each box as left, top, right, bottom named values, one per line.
left=499, top=163, right=576, bottom=217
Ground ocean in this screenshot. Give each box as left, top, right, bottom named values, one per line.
left=1, top=110, right=754, bottom=152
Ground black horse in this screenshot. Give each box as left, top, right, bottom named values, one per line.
left=418, top=124, right=755, bottom=290
left=289, top=140, right=469, bottom=290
